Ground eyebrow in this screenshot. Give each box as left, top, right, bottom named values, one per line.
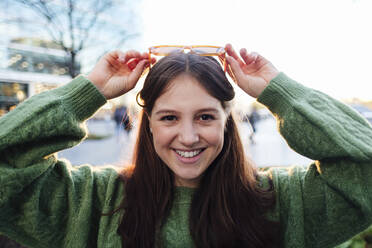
left=154, top=108, right=220, bottom=115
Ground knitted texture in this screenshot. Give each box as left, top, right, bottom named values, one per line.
left=0, top=73, right=372, bottom=248
left=258, top=73, right=372, bottom=247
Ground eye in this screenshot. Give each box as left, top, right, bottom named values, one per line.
left=160, top=115, right=177, bottom=121
left=199, top=114, right=215, bottom=121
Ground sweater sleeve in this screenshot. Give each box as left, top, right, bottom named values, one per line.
left=257, top=73, right=372, bottom=248
left=0, top=76, right=124, bottom=248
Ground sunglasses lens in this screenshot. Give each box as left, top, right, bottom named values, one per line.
left=192, top=47, right=225, bottom=55
left=150, top=46, right=184, bottom=55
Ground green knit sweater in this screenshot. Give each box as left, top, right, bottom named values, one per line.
left=1, top=73, right=372, bottom=248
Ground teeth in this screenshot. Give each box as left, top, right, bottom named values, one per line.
left=175, top=149, right=202, bottom=158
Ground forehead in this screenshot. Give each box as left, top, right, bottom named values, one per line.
left=152, top=74, right=223, bottom=112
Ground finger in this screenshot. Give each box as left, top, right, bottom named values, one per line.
left=105, top=50, right=142, bottom=67
left=128, top=57, right=154, bottom=70
left=240, top=48, right=257, bottom=65
left=120, top=50, right=142, bottom=64
left=226, top=56, right=245, bottom=84
left=105, top=50, right=126, bottom=65
left=127, top=58, right=139, bottom=70
left=128, top=59, right=149, bottom=84
left=225, top=44, right=245, bottom=67
left=141, top=52, right=157, bottom=64
left=225, top=44, right=241, bottom=61
left=141, top=52, right=153, bottom=60
left=252, top=52, right=272, bottom=68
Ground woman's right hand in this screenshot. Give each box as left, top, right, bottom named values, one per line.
left=87, top=50, right=152, bottom=100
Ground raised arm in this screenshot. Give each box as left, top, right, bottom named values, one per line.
left=226, top=44, right=372, bottom=248
left=0, top=50, right=150, bottom=247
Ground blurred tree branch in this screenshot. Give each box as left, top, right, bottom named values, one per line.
left=0, top=0, right=139, bottom=77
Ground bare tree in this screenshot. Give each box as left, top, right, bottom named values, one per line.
left=0, top=1, right=140, bottom=244
left=1, top=0, right=140, bottom=77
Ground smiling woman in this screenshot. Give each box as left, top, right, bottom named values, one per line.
left=117, top=53, right=278, bottom=247
left=1, top=45, right=372, bottom=248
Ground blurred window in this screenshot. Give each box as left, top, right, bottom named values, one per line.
left=0, top=81, right=28, bottom=116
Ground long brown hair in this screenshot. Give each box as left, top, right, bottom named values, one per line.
left=117, top=53, right=279, bottom=247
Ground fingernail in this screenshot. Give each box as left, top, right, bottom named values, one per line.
left=251, top=52, right=258, bottom=60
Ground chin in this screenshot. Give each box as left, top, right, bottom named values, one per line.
left=174, top=171, right=202, bottom=187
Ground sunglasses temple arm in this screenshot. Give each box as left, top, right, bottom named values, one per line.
left=218, top=54, right=227, bottom=72
left=148, top=48, right=152, bottom=69
left=224, top=56, right=227, bottom=72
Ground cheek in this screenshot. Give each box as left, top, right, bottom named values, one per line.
left=151, top=127, right=174, bottom=149
left=203, top=124, right=225, bottom=147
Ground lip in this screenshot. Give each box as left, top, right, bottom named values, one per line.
left=173, top=148, right=205, bottom=152
left=173, top=148, right=205, bottom=164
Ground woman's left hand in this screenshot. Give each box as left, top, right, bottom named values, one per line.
left=225, top=44, right=279, bottom=98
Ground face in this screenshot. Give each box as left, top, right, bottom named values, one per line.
left=149, top=74, right=228, bottom=188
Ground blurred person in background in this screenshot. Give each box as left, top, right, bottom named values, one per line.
left=1, top=44, right=372, bottom=248
left=113, top=104, right=131, bottom=140
left=243, top=105, right=260, bottom=144
left=248, top=105, right=260, bottom=134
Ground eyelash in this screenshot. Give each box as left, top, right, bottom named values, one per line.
left=160, top=114, right=215, bottom=122
left=199, top=114, right=215, bottom=121
left=160, top=115, right=177, bottom=121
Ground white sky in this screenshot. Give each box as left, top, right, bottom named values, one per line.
left=1, top=0, right=371, bottom=106
left=134, top=0, right=372, bottom=103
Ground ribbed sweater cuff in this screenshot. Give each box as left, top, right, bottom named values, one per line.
left=257, top=72, right=308, bottom=115
left=55, top=75, right=107, bottom=122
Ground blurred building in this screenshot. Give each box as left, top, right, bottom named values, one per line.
left=0, top=37, right=79, bottom=116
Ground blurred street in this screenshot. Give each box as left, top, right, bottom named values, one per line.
left=58, top=116, right=313, bottom=168
left=242, top=117, right=313, bottom=167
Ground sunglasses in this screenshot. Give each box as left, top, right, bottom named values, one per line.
left=148, top=45, right=227, bottom=72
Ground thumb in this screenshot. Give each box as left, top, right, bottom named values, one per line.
left=128, top=59, right=148, bottom=86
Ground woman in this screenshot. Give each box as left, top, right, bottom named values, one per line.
left=0, top=44, right=371, bottom=248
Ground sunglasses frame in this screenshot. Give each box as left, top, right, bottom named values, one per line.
left=148, top=45, right=227, bottom=72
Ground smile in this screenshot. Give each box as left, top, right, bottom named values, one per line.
left=174, top=149, right=204, bottom=158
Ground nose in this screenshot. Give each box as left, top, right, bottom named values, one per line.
left=178, top=121, right=199, bottom=146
